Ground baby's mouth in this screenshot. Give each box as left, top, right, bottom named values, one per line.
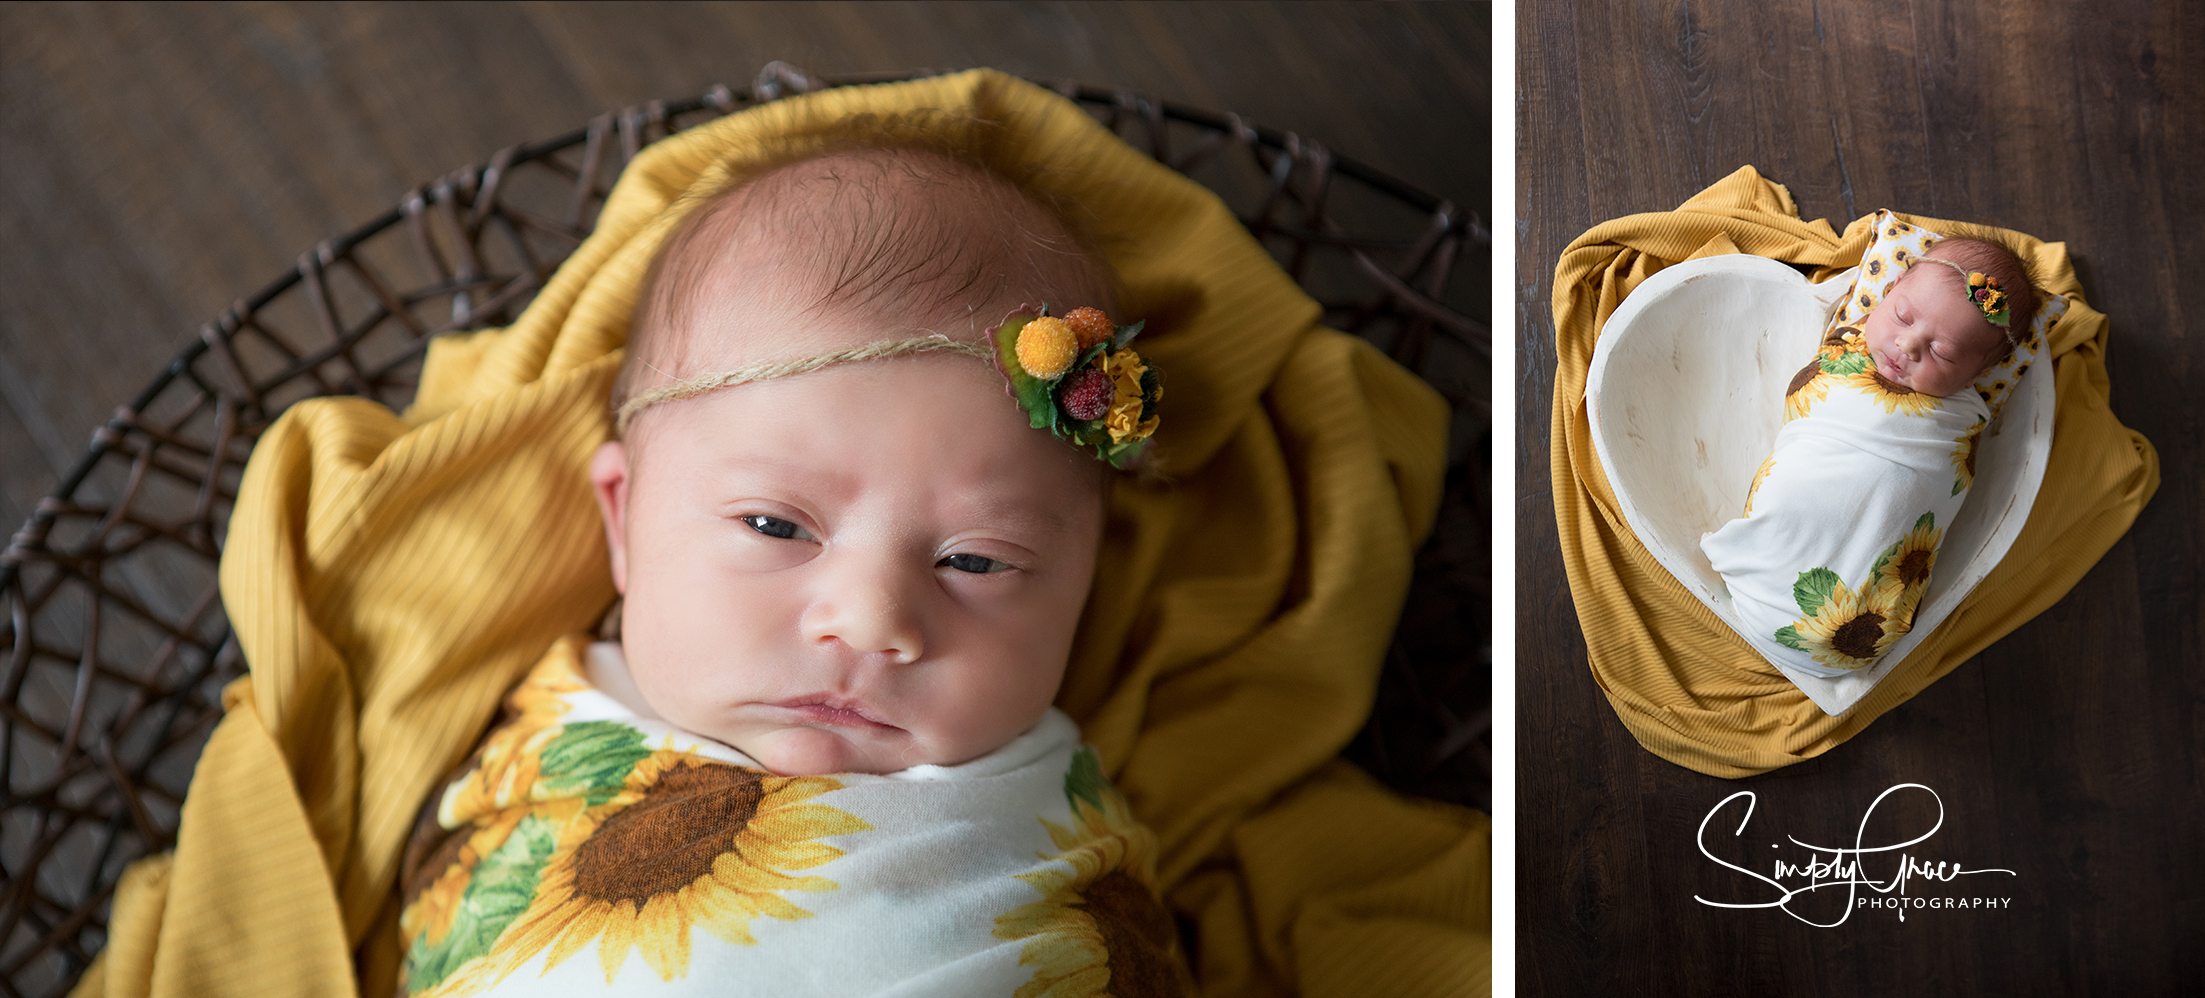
left=767, top=695, right=900, bottom=731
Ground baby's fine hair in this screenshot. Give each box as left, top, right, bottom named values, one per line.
left=614, top=111, right=1120, bottom=423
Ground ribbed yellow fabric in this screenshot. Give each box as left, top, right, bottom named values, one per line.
left=1550, top=166, right=2161, bottom=778
left=79, top=70, right=1488, bottom=997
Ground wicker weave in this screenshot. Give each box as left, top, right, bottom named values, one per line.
left=0, top=63, right=1487, bottom=997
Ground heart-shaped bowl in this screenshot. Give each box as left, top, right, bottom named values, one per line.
left=1583, top=253, right=2054, bottom=715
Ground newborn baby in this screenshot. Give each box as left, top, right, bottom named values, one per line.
left=396, top=134, right=1183, bottom=997
left=1701, top=236, right=2040, bottom=676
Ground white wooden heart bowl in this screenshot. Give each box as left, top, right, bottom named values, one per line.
left=1583, top=253, right=2054, bottom=716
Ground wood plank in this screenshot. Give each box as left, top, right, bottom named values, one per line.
left=1520, top=0, right=2201, bottom=992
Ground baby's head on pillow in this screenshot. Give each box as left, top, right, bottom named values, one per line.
left=589, top=126, right=1120, bottom=777
left=1861, top=236, right=2039, bottom=398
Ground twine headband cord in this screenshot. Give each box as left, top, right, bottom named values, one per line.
left=613, top=334, right=993, bottom=434
left=612, top=305, right=1163, bottom=470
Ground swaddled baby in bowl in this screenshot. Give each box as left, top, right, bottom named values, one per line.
left=1702, top=236, right=2040, bottom=677
left=395, top=131, right=1184, bottom=997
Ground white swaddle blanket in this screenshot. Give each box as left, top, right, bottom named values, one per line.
left=1699, top=212, right=2064, bottom=679
left=1701, top=325, right=1989, bottom=676
left=398, top=641, right=1184, bottom=998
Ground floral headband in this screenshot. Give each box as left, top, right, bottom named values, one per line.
left=992, top=304, right=1160, bottom=469
left=1915, top=256, right=2015, bottom=337
left=612, top=304, right=1160, bottom=469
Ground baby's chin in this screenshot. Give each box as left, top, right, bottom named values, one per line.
left=735, top=725, right=921, bottom=777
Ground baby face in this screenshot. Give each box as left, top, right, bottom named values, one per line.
left=1860, top=259, right=2009, bottom=398
left=591, top=336, right=1105, bottom=778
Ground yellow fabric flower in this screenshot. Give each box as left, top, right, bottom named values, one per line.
left=1018, top=317, right=1079, bottom=379
left=1101, top=349, right=1159, bottom=444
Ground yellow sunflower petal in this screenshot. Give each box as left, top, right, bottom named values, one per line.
left=633, top=894, right=690, bottom=982
left=593, top=901, right=641, bottom=983
left=756, top=775, right=839, bottom=806
left=745, top=801, right=873, bottom=841
left=539, top=901, right=605, bottom=975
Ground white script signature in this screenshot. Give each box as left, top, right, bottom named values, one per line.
left=1694, top=783, right=2016, bottom=925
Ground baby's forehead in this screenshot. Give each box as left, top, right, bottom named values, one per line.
left=633, top=354, right=1107, bottom=512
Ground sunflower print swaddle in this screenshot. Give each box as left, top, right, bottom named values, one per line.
left=1700, top=322, right=1988, bottom=676
left=397, top=638, right=1188, bottom=997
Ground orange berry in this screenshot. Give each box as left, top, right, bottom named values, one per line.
left=1015, top=316, right=1078, bottom=379
left=1063, top=307, right=1115, bottom=350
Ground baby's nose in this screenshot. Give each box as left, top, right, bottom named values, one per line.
left=800, top=555, right=927, bottom=663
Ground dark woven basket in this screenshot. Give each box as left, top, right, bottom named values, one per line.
left=0, top=63, right=1487, bottom=997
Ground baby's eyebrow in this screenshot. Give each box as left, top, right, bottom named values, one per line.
left=964, top=497, right=1073, bottom=534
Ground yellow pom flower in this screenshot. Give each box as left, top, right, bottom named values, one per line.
left=1016, top=317, right=1078, bottom=379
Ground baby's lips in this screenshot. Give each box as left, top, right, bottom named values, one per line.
left=765, top=694, right=901, bottom=731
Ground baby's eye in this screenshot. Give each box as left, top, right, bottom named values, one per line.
left=741, top=515, right=814, bottom=541
left=938, top=553, right=1008, bottom=574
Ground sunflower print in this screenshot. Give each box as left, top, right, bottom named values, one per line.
left=1786, top=328, right=1869, bottom=421
left=402, top=651, right=606, bottom=995
left=1773, top=568, right=1912, bottom=671
left=1742, top=454, right=1777, bottom=518
left=993, top=749, right=1186, bottom=998
left=1949, top=417, right=1985, bottom=495
left=1871, top=511, right=1941, bottom=617
left=484, top=749, right=870, bottom=986
left=1845, top=367, right=1944, bottom=416
left=399, top=655, right=873, bottom=998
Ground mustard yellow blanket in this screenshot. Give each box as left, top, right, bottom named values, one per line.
left=78, top=71, right=1488, bottom=998
left=1551, top=166, right=2160, bottom=778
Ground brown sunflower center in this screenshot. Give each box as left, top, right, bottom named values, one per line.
left=1964, top=438, right=1979, bottom=478
left=1869, top=370, right=1918, bottom=396
left=1073, top=870, right=1185, bottom=997
left=1831, top=612, right=1887, bottom=660
left=1787, top=358, right=1824, bottom=398
left=572, top=762, right=764, bottom=902
left=1897, top=549, right=1934, bottom=587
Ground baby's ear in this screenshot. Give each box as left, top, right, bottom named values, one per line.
left=589, top=441, right=633, bottom=592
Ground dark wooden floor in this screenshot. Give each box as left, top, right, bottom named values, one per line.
left=1519, top=3, right=2202, bottom=995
